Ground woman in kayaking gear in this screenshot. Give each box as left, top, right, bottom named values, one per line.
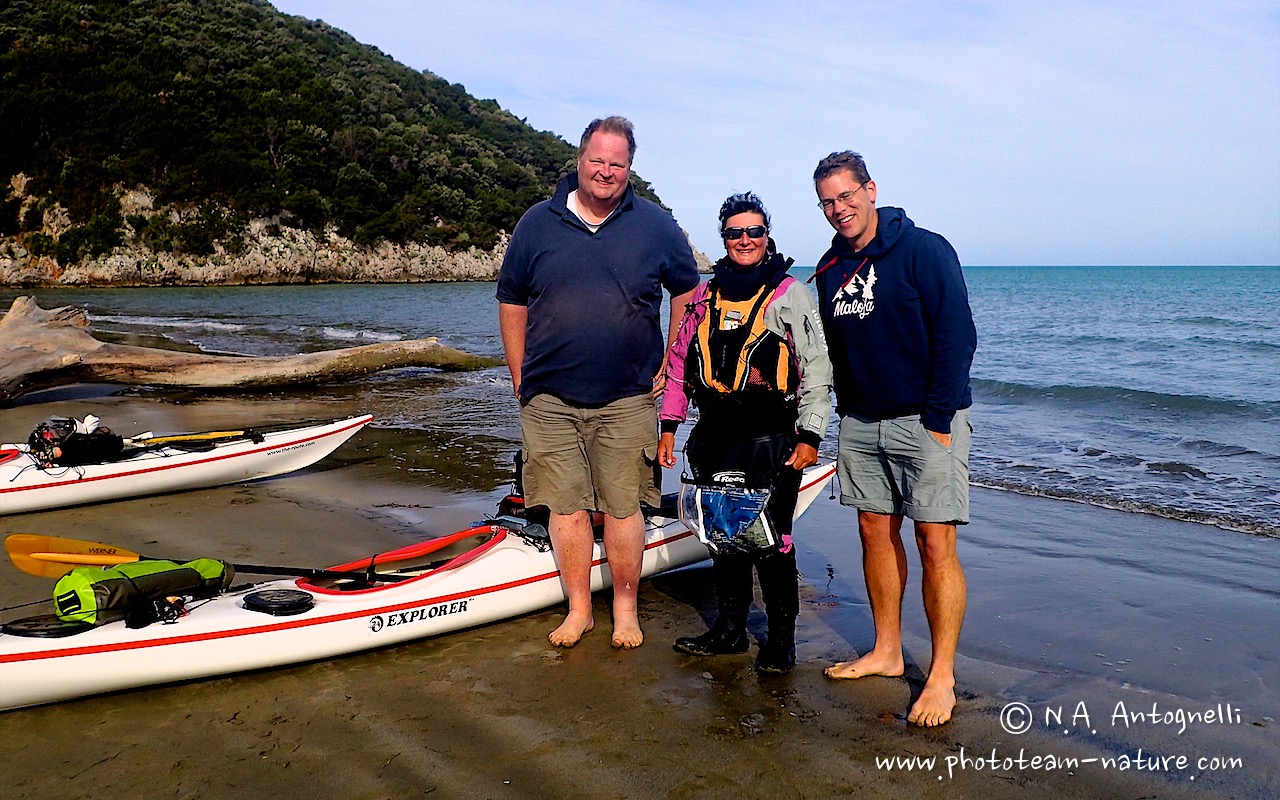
left=657, top=192, right=833, bottom=673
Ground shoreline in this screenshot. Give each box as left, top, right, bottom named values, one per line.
left=971, top=478, right=1280, bottom=540
left=1, top=395, right=1276, bottom=798
left=0, top=228, right=714, bottom=288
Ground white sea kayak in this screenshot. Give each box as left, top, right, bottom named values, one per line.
left=0, top=415, right=373, bottom=515
left=0, top=463, right=836, bottom=711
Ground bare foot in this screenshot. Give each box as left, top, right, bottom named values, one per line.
left=548, top=609, right=594, bottom=648
left=907, top=680, right=956, bottom=727
left=610, top=612, right=644, bottom=649
left=823, top=650, right=905, bottom=680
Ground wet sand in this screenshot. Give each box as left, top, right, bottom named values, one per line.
left=1, top=395, right=1276, bottom=799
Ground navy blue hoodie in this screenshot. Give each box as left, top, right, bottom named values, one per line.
left=815, top=207, right=976, bottom=434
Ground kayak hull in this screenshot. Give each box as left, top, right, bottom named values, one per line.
left=0, top=415, right=373, bottom=515
left=0, top=463, right=836, bottom=712
left=0, top=522, right=703, bottom=711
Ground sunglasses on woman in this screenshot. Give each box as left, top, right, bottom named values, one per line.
left=722, top=225, right=768, bottom=240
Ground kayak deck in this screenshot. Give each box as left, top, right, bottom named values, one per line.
left=0, top=415, right=372, bottom=515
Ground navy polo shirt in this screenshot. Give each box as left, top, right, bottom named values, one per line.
left=497, top=173, right=700, bottom=406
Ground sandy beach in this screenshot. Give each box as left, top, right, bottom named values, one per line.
left=1, top=393, right=1276, bottom=799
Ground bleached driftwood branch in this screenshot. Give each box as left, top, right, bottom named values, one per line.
left=0, top=296, right=502, bottom=405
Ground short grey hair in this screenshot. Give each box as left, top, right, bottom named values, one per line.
left=813, top=151, right=871, bottom=185
left=580, top=116, right=636, bottom=162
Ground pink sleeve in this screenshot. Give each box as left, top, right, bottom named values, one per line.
left=660, top=285, right=706, bottom=424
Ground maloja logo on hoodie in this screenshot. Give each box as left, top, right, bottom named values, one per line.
left=832, top=264, right=877, bottom=319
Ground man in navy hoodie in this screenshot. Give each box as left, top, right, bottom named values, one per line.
left=812, top=151, right=976, bottom=727
left=497, top=117, right=699, bottom=650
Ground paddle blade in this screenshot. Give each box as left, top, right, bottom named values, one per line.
left=5, top=534, right=143, bottom=579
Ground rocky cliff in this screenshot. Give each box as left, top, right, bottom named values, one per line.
left=0, top=179, right=712, bottom=287
left=0, top=219, right=508, bottom=286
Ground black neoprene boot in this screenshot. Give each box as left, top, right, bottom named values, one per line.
left=673, top=614, right=749, bottom=656
left=754, top=617, right=796, bottom=673
left=755, top=549, right=799, bottom=673
left=674, top=554, right=751, bottom=656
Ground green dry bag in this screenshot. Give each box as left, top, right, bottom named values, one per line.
left=53, top=558, right=234, bottom=626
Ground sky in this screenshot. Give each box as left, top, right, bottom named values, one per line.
left=270, top=1, right=1280, bottom=267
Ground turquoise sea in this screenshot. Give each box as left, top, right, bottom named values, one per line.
left=5, top=264, right=1278, bottom=537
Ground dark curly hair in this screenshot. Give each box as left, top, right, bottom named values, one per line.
left=717, top=192, right=771, bottom=232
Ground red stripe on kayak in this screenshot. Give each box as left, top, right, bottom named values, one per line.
left=799, top=463, right=836, bottom=492
left=0, top=528, right=698, bottom=664
left=0, top=416, right=372, bottom=497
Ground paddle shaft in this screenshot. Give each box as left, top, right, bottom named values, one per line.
left=124, top=419, right=329, bottom=447
left=6, top=535, right=399, bottom=582
left=24, top=550, right=384, bottom=580
left=126, top=429, right=248, bottom=445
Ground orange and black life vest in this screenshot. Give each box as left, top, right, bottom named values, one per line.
left=686, top=276, right=800, bottom=415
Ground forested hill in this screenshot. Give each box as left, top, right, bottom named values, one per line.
left=0, top=0, right=668, bottom=282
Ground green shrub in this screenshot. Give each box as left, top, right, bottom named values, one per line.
left=26, top=232, right=56, bottom=257
left=0, top=0, right=672, bottom=258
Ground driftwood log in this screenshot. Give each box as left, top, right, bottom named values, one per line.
left=0, top=296, right=503, bottom=405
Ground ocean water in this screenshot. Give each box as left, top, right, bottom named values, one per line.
left=966, top=265, right=1279, bottom=537
left=5, top=264, right=1278, bottom=536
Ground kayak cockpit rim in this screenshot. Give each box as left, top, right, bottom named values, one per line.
left=298, top=524, right=508, bottom=594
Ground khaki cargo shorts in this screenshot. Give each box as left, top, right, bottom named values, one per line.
left=519, top=392, right=661, bottom=518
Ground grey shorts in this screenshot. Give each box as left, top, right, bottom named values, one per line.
left=519, top=393, right=660, bottom=518
left=836, top=408, right=972, bottom=524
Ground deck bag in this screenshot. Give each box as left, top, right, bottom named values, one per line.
left=53, top=559, right=235, bottom=627
left=51, top=430, right=125, bottom=467
left=28, top=415, right=124, bottom=467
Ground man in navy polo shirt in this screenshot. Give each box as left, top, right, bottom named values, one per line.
left=497, top=116, right=699, bottom=649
